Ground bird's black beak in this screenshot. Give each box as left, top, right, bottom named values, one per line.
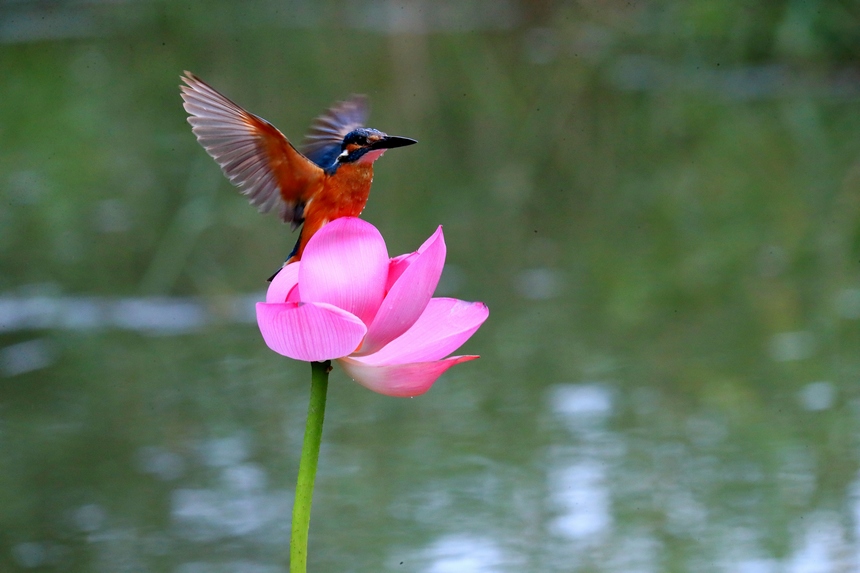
left=370, top=135, right=417, bottom=150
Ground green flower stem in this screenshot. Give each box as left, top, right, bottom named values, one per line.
left=291, top=360, right=330, bottom=573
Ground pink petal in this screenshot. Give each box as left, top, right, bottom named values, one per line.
left=357, top=298, right=488, bottom=365
left=256, top=301, right=366, bottom=362
left=386, top=252, right=417, bottom=292
left=299, top=218, right=388, bottom=325
left=266, top=262, right=301, bottom=303
left=385, top=227, right=443, bottom=291
left=358, top=227, right=446, bottom=355
left=337, top=355, right=479, bottom=397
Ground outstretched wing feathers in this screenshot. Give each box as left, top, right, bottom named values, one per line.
left=180, top=72, right=323, bottom=226
left=301, top=95, right=369, bottom=169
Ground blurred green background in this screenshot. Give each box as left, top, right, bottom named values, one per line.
left=2, top=1, right=860, bottom=571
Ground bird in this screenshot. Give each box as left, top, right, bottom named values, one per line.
left=179, top=71, right=416, bottom=276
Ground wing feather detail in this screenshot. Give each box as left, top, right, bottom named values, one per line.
left=301, top=95, right=369, bottom=169
left=180, top=71, right=323, bottom=226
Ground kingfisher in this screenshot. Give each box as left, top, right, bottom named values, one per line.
left=179, top=71, right=416, bottom=273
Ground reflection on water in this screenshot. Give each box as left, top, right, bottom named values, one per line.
left=0, top=293, right=258, bottom=336
left=539, top=378, right=860, bottom=572
left=548, top=460, right=612, bottom=540
left=172, top=466, right=289, bottom=543
left=418, top=535, right=512, bottom=573
left=548, top=384, right=614, bottom=544
left=798, top=381, right=836, bottom=412
left=3, top=1, right=860, bottom=571
left=768, top=331, right=817, bottom=362
left=0, top=338, right=55, bottom=376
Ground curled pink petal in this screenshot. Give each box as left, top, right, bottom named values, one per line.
left=358, top=227, right=446, bottom=355
left=337, top=355, right=478, bottom=397
left=256, top=301, right=366, bottom=362
left=299, top=218, right=389, bottom=325
left=415, top=227, right=444, bottom=255
left=358, top=298, right=488, bottom=365
left=266, top=262, right=301, bottom=303
left=386, top=252, right=417, bottom=292
left=385, top=227, right=443, bottom=291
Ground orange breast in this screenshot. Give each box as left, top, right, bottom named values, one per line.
left=318, top=162, right=375, bottom=218
left=288, top=162, right=376, bottom=262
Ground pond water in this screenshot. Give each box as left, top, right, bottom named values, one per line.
left=2, top=2, right=860, bottom=572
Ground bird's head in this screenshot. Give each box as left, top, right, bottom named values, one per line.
left=336, top=128, right=417, bottom=166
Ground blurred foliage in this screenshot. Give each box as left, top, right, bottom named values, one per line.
left=1, top=0, right=860, bottom=571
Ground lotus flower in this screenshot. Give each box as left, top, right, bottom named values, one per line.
left=256, top=217, right=488, bottom=397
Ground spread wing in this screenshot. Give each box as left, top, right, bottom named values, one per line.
left=180, top=71, right=323, bottom=227
left=301, top=95, right=369, bottom=169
